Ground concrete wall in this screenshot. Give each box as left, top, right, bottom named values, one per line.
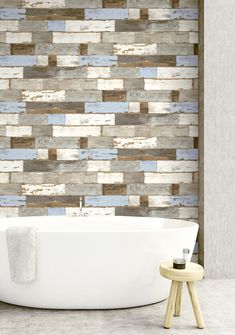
left=203, top=0, right=235, bottom=278
left=0, top=0, right=198, bottom=222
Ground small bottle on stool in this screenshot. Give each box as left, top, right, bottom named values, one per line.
left=183, top=248, right=190, bottom=265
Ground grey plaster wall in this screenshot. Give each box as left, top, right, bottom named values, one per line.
left=203, top=0, right=235, bottom=278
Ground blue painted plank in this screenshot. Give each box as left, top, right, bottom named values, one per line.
left=85, top=195, right=128, bottom=207
left=0, top=56, right=37, bottom=66
left=48, top=114, right=65, bottom=125
left=171, top=102, right=198, bottom=113
left=79, top=149, right=117, bottom=160
left=139, top=161, right=158, bottom=172
left=77, top=55, right=117, bottom=67
left=170, top=196, right=198, bottom=207
left=176, top=149, right=198, bottom=160
left=176, top=56, right=198, bottom=67
left=85, top=9, right=128, bottom=20
left=48, top=21, right=65, bottom=31
left=85, top=102, right=128, bottom=113
left=48, top=207, right=65, bottom=216
left=0, top=149, right=37, bottom=160
left=139, top=67, right=157, bottom=78
left=171, top=9, right=198, bottom=20
left=0, top=196, right=26, bottom=207
left=0, top=102, right=26, bottom=113
left=0, top=8, right=26, bottom=20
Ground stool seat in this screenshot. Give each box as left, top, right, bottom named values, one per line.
left=160, top=261, right=205, bottom=282
left=160, top=261, right=205, bottom=329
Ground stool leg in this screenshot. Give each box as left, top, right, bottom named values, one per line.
left=164, top=281, right=178, bottom=329
left=186, top=281, right=205, bottom=329
left=175, top=281, right=183, bottom=316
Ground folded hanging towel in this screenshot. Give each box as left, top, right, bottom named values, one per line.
left=6, top=226, right=37, bottom=283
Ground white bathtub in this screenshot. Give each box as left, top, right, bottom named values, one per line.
left=0, top=216, right=198, bottom=309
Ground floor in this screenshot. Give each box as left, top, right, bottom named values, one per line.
left=0, top=279, right=234, bottom=335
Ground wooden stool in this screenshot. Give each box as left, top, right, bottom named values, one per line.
left=160, top=261, right=205, bottom=329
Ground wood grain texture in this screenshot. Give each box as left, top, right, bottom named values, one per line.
left=0, top=0, right=198, bottom=223
left=164, top=280, right=178, bottom=329
left=26, top=9, right=84, bottom=20
left=174, top=281, right=183, bottom=316
left=187, top=281, right=204, bottom=328
left=11, top=44, right=35, bottom=55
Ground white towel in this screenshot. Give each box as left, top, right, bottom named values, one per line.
left=6, top=226, right=37, bottom=283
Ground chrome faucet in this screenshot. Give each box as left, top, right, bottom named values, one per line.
left=79, top=197, right=83, bottom=210
left=78, top=197, right=88, bottom=217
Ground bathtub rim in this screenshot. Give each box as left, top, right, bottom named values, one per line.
left=0, top=216, right=198, bottom=233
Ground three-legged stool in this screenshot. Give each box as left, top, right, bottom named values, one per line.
left=160, top=261, right=205, bottom=329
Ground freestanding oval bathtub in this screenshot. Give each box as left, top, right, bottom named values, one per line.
left=0, top=216, right=198, bottom=309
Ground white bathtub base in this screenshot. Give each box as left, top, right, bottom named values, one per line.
left=0, top=216, right=198, bottom=309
